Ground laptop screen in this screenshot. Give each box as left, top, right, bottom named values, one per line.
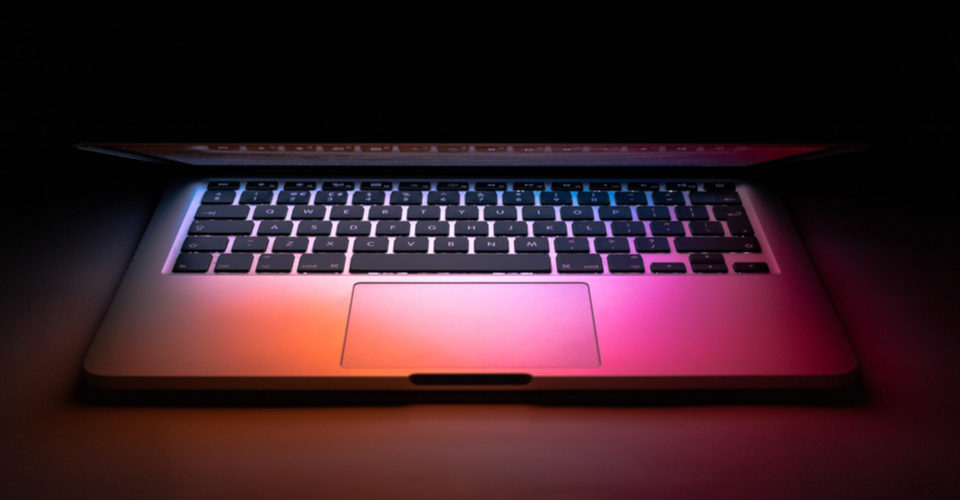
left=76, top=143, right=856, bottom=167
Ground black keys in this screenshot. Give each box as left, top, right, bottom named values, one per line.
left=214, top=254, right=253, bottom=273
left=475, top=182, right=506, bottom=191
left=689, top=253, right=727, bottom=273
left=375, top=221, right=411, bottom=236
left=493, top=221, right=528, bottom=236
left=627, top=182, right=659, bottom=191
left=360, top=181, right=392, bottom=190
left=522, top=206, right=555, bottom=220
left=407, top=206, right=441, bottom=220
left=675, top=206, right=709, bottom=220
left=556, top=254, right=603, bottom=273
left=650, top=221, right=685, bottom=236
left=353, top=191, right=386, bottom=205
left=552, top=182, right=582, bottom=191
left=540, top=191, right=572, bottom=205
left=594, top=237, right=630, bottom=253
left=253, top=206, right=288, bottom=219
left=313, top=237, right=349, bottom=252
left=329, top=206, right=365, bottom=220
left=571, top=222, right=607, bottom=236
left=247, top=181, right=278, bottom=190
left=182, top=236, right=229, bottom=252
left=674, top=237, right=761, bottom=253
left=189, top=220, right=254, bottom=235
left=201, top=190, right=236, bottom=204
left=608, top=254, right=644, bottom=272
left=208, top=181, right=240, bottom=190
left=437, top=181, right=467, bottom=190
left=394, top=237, right=429, bottom=253
left=465, top=191, right=497, bottom=205
left=315, top=191, right=349, bottom=205
left=555, top=237, right=589, bottom=253
left=284, top=181, right=316, bottom=190
left=298, top=254, right=346, bottom=273
left=446, top=206, right=479, bottom=220
left=297, top=221, right=333, bottom=236
left=635, top=237, right=670, bottom=253
left=532, top=221, right=567, bottom=236
left=256, top=254, right=294, bottom=273
left=475, top=237, right=510, bottom=253
left=350, top=254, right=551, bottom=273
left=239, top=190, right=275, bottom=204
left=651, top=191, right=685, bottom=205
left=292, top=206, right=325, bottom=219
left=273, top=237, right=309, bottom=253
left=390, top=191, right=423, bottom=205
left=691, top=263, right=728, bottom=273
left=399, top=182, right=431, bottom=190
left=515, top=237, right=549, bottom=253
left=725, top=216, right=754, bottom=236
left=513, top=182, right=543, bottom=191
left=257, top=221, right=294, bottom=235
left=613, top=192, right=647, bottom=205
left=354, top=237, right=390, bottom=253
left=733, top=262, right=770, bottom=273
left=427, top=191, right=460, bottom=205
left=484, top=206, right=517, bottom=220
left=454, top=221, right=489, bottom=236
left=322, top=181, right=354, bottom=190
left=650, top=262, right=686, bottom=273
left=577, top=191, right=610, bottom=206
left=173, top=253, right=212, bottom=272
left=232, top=237, right=269, bottom=252
left=415, top=221, right=450, bottom=236
left=689, top=192, right=741, bottom=205
left=589, top=182, right=621, bottom=191
left=336, top=221, right=372, bottom=236
left=713, top=206, right=746, bottom=220
left=666, top=182, right=697, bottom=191
left=369, top=206, right=403, bottom=220
left=195, top=205, right=249, bottom=219
left=704, top=182, right=736, bottom=192
left=276, top=191, right=311, bottom=204
left=435, top=237, right=469, bottom=253
left=598, top=206, right=632, bottom=220
left=560, top=207, right=594, bottom=221
left=502, top=192, right=535, bottom=205
left=611, top=222, right=646, bottom=236
left=636, top=206, right=671, bottom=220
left=688, top=221, right=725, bottom=236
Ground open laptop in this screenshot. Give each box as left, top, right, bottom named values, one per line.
left=79, top=143, right=858, bottom=390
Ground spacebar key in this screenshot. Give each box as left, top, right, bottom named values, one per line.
left=350, top=254, right=552, bottom=273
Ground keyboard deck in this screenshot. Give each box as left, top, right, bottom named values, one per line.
left=169, top=179, right=774, bottom=275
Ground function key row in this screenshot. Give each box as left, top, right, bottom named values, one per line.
left=207, top=181, right=736, bottom=192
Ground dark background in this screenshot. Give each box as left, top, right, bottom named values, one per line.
left=2, top=6, right=959, bottom=499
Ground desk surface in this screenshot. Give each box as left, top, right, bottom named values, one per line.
left=1, top=148, right=958, bottom=499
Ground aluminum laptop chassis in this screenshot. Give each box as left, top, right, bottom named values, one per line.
left=83, top=150, right=858, bottom=391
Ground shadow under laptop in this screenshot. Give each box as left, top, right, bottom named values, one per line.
left=76, top=377, right=866, bottom=408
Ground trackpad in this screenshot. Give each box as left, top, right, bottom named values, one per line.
left=342, top=283, right=600, bottom=369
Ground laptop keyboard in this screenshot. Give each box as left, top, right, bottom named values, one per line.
left=171, top=180, right=773, bottom=275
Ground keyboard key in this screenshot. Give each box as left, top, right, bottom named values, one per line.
left=493, top=221, right=528, bottom=236
left=475, top=237, right=510, bottom=253
left=713, top=206, right=746, bottom=220
left=502, top=192, right=535, bottom=205
left=446, top=206, right=479, bottom=220
left=257, top=221, right=293, bottom=235
left=273, top=237, right=309, bottom=252
left=608, top=254, right=645, bottom=272
left=407, top=206, right=441, bottom=220
left=375, top=221, right=411, bottom=236
left=369, top=206, right=403, bottom=220
left=613, top=192, right=647, bottom=205
left=256, top=254, right=294, bottom=273
left=577, top=191, right=611, bottom=205
left=350, top=254, right=551, bottom=273
left=635, top=237, right=670, bottom=252
left=435, top=237, right=469, bottom=253
left=415, top=221, right=450, bottom=236
left=552, top=182, right=582, bottom=191
left=398, top=182, right=430, bottom=190
left=208, top=181, right=240, bottom=190
left=674, top=237, right=761, bottom=253
left=296, top=221, right=333, bottom=236
left=532, top=221, right=567, bottom=236
left=298, top=254, right=346, bottom=273
left=691, top=263, right=728, bottom=273
left=292, top=206, right=326, bottom=219
left=689, top=221, right=725, bottom=236
left=636, top=206, right=671, bottom=220
left=315, top=191, right=349, bottom=205
left=554, top=237, right=590, bottom=253
left=560, top=207, right=594, bottom=221
left=247, top=181, right=278, bottom=190
left=360, top=181, right=393, bottom=190
left=650, top=262, right=686, bottom=273
left=522, top=206, right=555, bottom=220
left=725, top=216, right=755, bottom=236
left=540, top=191, right=573, bottom=205
left=427, top=191, right=460, bottom=205
left=627, top=182, right=659, bottom=191
left=513, top=182, right=544, bottom=191
left=675, top=206, right=709, bottom=220
left=484, top=206, right=517, bottom=220
left=598, top=206, right=632, bottom=220
left=475, top=182, right=506, bottom=191
left=390, top=191, right=423, bottom=205
left=437, top=182, right=467, bottom=190
left=651, top=191, right=685, bottom=205
left=704, top=182, right=736, bottom=192
left=276, top=191, right=311, bottom=204
left=253, top=206, right=288, bottom=220
left=353, top=191, right=386, bottom=204
left=173, top=253, right=212, bottom=272
left=232, top=236, right=269, bottom=252
left=454, top=221, right=489, bottom=236
left=323, top=181, right=354, bottom=190
left=201, top=190, right=236, bottom=204
left=329, top=206, right=365, bottom=220
left=733, top=262, right=770, bottom=273
left=239, top=190, right=275, bottom=204
left=594, top=237, right=630, bottom=253
left=465, top=191, right=497, bottom=205
left=313, top=237, right=349, bottom=252
left=394, top=237, right=429, bottom=253
left=556, top=254, right=603, bottom=273
left=590, top=182, right=621, bottom=191
left=650, top=221, right=685, bottom=236
left=336, top=221, right=372, bottom=236
left=515, top=237, right=550, bottom=253
left=189, top=220, right=254, bottom=235
left=215, top=253, right=253, bottom=272
left=690, top=192, right=742, bottom=205
left=666, top=182, right=698, bottom=191
left=689, top=253, right=725, bottom=265
left=610, top=222, right=646, bottom=236
left=571, top=221, right=607, bottom=236
left=182, top=236, right=229, bottom=252
left=195, top=205, right=249, bottom=220
left=354, top=237, right=390, bottom=253
left=284, top=181, right=316, bottom=190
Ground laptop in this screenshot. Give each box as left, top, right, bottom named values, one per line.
left=78, top=142, right=858, bottom=390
